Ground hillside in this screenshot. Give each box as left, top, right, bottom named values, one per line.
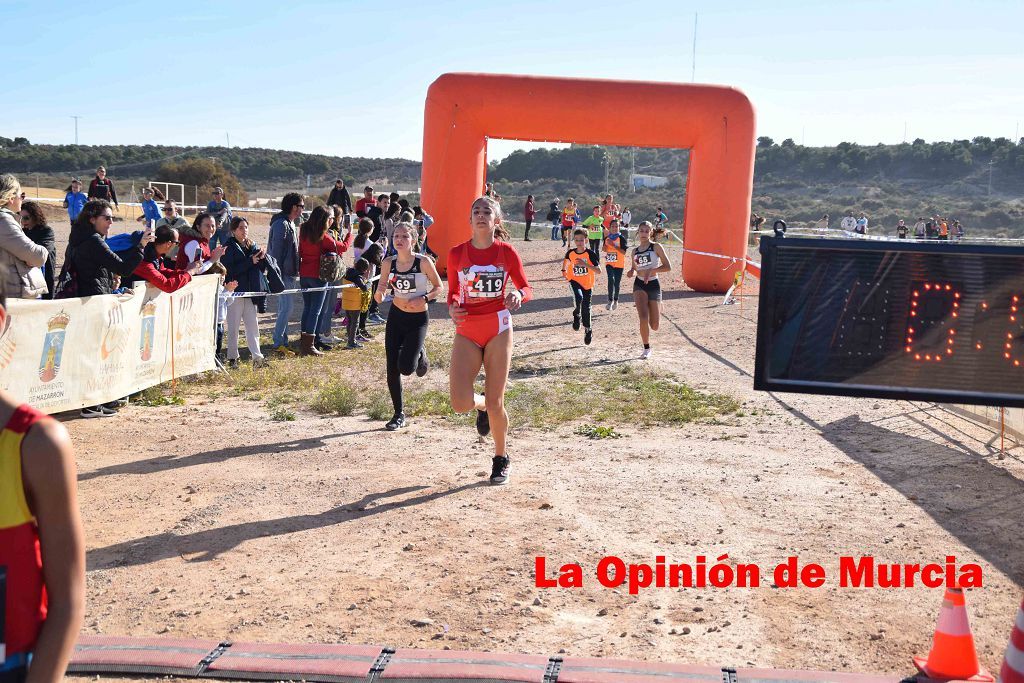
left=3, top=135, right=1023, bottom=235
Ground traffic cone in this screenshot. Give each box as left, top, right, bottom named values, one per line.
left=1000, top=596, right=1024, bottom=683
left=913, top=587, right=993, bottom=682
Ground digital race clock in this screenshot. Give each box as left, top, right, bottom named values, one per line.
left=753, top=236, right=1024, bottom=407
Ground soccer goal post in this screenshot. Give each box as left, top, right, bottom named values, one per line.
left=148, top=181, right=186, bottom=209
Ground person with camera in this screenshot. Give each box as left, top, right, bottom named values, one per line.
left=222, top=217, right=269, bottom=368
left=175, top=212, right=227, bottom=271
left=68, top=199, right=155, bottom=417
left=131, top=225, right=206, bottom=293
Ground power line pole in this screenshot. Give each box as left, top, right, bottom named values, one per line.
left=691, top=13, right=698, bottom=82
left=604, top=151, right=609, bottom=194
left=631, top=147, right=635, bottom=193
left=988, top=160, right=995, bottom=196
left=70, top=116, right=82, bottom=144
left=226, top=131, right=230, bottom=148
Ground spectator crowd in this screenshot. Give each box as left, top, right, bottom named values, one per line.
left=0, top=171, right=441, bottom=418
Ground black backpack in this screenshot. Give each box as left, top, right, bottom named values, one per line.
left=54, top=245, right=79, bottom=299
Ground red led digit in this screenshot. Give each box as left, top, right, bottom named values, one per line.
left=1005, top=295, right=1024, bottom=367
left=905, top=282, right=958, bottom=363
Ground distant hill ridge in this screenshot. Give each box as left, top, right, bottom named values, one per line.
left=3, top=136, right=1023, bottom=192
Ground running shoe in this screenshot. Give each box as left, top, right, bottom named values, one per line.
left=640, top=348, right=652, bottom=360
left=346, top=341, right=364, bottom=349
left=476, top=407, right=491, bottom=437
left=572, top=312, right=581, bottom=331
left=252, top=358, right=269, bottom=369
left=368, top=313, right=387, bottom=325
left=226, top=358, right=239, bottom=369
left=612, top=300, right=618, bottom=310
left=273, top=344, right=296, bottom=357
left=606, top=302, right=612, bottom=311
left=416, top=349, right=429, bottom=377
left=584, top=328, right=593, bottom=345
left=386, top=413, right=407, bottom=431
left=81, top=405, right=116, bottom=418
left=319, top=334, right=343, bottom=344
left=357, top=332, right=373, bottom=342
left=490, top=455, right=510, bottom=485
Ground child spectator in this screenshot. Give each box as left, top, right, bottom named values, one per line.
left=63, top=178, right=87, bottom=224
left=341, top=258, right=371, bottom=348
left=137, top=188, right=161, bottom=226
left=206, top=187, right=232, bottom=247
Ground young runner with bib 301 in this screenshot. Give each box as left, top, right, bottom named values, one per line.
left=626, top=221, right=671, bottom=360
left=448, top=196, right=532, bottom=485
left=562, top=228, right=601, bottom=345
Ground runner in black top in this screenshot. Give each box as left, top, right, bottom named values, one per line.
left=373, top=222, right=442, bottom=430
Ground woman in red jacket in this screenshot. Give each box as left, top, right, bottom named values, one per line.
left=448, top=196, right=532, bottom=485
left=133, top=225, right=205, bottom=292
left=298, top=206, right=352, bottom=355
left=523, top=194, right=536, bottom=241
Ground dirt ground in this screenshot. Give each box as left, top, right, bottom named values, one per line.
left=44, top=220, right=1024, bottom=680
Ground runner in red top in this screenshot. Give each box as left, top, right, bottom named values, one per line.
left=447, top=196, right=532, bottom=486
left=0, top=273, right=85, bottom=683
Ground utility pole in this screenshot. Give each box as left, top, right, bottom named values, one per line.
left=70, top=115, right=81, bottom=144
left=226, top=131, right=230, bottom=148
left=691, top=13, right=698, bottom=82
left=631, top=147, right=636, bottom=193
left=604, top=151, right=609, bottom=194
left=988, top=160, right=994, bottom=196
left=801, top=127, right=806, bottom=146
left=903, top=122, right=908, bottom=143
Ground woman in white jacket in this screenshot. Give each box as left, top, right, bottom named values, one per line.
left=0, top=174, right=49, bottom=299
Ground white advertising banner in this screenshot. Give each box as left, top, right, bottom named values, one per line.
left=0, top=277, right=219, bottom=414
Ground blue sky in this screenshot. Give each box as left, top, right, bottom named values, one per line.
left=7, top=0, right=1024, bottom=161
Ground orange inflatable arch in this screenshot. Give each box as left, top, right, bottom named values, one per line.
left=420, top=73, right=756, bottom=292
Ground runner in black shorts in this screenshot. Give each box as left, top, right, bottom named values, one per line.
left=626, top=222, right=671, bottom=359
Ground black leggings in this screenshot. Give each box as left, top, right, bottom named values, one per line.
left=524, top=219, right=532, bottom=239
left=570, top=280, right=592, bottom=329
left=606, top=267, right=623, bottom=302
left=385, top=307, right=429, bottom=415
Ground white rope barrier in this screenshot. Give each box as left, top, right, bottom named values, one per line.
left=29, top=196, right=279, bottom=214
left=220, top=275, right=381, bottom=300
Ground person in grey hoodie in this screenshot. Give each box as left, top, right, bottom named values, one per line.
left=0, top=174, right=49, bottom=299
left=268, top=192, right=304, bottom=353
